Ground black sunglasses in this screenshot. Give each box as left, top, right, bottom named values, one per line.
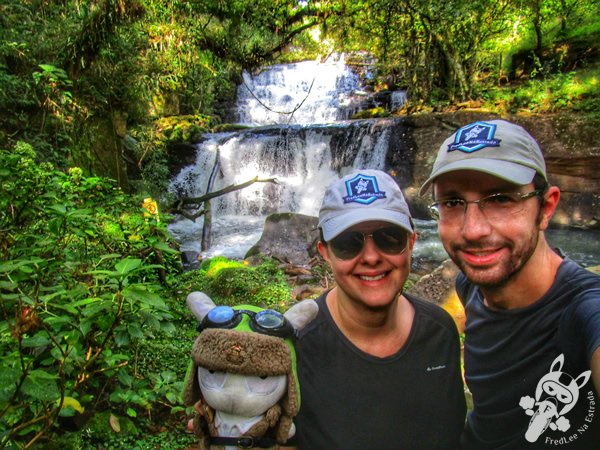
left=329, top=226, right=411, bottom=260
left=197, top=305, right=294, bottom=338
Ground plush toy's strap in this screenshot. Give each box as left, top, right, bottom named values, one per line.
left=208, top=436, right=278, bottom=449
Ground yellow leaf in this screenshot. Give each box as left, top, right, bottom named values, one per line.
left=60, top=396, right=85, bottom=414
left=441, top=290, right=466, bottom=334
left=109, top=413, right=121, bottom=433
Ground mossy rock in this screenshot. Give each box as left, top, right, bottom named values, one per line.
left=155, top=115, right=213, bottom=143
left=212, top=123, right=252, bottom=132
left=351, top=107, right=389, bottom=119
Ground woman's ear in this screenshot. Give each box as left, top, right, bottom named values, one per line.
left=317, top=240, right=331, bottom=262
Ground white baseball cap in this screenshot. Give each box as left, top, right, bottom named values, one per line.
left=318, top=169, right=413, bottom=242
left=419, top=120, right=547, bottom=195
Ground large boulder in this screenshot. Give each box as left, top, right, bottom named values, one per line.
left=245, top=213, right=320, bottom=266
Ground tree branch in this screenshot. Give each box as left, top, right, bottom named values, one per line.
left=171, top=176, right=280, bottom=220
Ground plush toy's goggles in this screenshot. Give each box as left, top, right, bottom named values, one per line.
left=329, top=225, right=410, bottom=260
left=197, top=306, right=294, bottom=338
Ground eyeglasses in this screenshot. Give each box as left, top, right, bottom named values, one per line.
left=429, top=190, right=542, bottom=223
left=329, top=226, right=411, bottom=260
left=197, top=305, right=294, bottom=338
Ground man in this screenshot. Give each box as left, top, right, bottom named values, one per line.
left=420, top=119, right=600, bottom=449
left=292, top=169, right=466, bottom=449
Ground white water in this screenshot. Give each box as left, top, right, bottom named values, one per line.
left=168, top=123, right=392, bottom=258
left=167, top=58, right=600, bottom=267
left=235, top=55, right=361, bottom=126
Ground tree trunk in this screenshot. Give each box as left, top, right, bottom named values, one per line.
left=201, top=149, right=220, bottom=251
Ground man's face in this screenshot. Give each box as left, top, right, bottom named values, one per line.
left=318, top=220, right=415, bottom=310
left=433, top=170, right=547, bottom=290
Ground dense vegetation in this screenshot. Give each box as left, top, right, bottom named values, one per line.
left=1, top=0, right=599, bottom=448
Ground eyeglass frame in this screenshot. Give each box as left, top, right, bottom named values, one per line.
left=197, top=306, right=295, bottom=338
left=428, top=190, right=543, bottom=222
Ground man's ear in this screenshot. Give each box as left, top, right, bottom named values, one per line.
left=539, top=186, right=560, bottom=230
left=408, top=231, right=417, bottom=251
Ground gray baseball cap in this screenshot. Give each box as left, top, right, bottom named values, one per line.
left=318, top=169, right=413, bottom=242
left=419, top=119, right=547, bottom=196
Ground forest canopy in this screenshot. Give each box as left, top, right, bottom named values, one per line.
left=1, top=0, right=599, bottom=185
left=1, top=1, right=600, bottom=448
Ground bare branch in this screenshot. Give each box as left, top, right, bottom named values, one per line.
left=170, top=176, right=280, bottom=222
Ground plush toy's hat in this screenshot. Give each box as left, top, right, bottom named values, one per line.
left=184, top=305, right=300, bottom=419
left=184, top=294, right=318, bottom=446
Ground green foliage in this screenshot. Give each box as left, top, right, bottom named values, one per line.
left=175, top=257, right=292, bottom=311
left=351, top=107, right=389, bottom=119
left=0, top=143, right=183, bottom=447
left=481, top=66, right=600, bottom=115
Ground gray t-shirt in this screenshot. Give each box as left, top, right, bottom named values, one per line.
left=458, top=257, right=600, bottom=449
left=293, top=292, right=466, bottom=450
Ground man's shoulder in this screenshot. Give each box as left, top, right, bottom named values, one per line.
left=558, top=258, right=600, bottom=291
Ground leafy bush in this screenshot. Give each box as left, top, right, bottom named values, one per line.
left=0, top=142, right=182, bottom=448
left=175, top=256, right=292, bottom=311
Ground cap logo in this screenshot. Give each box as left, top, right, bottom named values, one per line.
left=343, top=173, right=386, bottom=205
left=448, top=121, right=501, bottom=153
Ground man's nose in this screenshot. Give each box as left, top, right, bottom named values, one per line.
left=461, top=202, right=492, bottom=240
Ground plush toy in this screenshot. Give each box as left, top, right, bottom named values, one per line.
left=184, top=292, right=318, bottom=449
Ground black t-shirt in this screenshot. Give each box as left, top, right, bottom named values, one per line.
left=293, top=292, right=466, bottom=450
left=458, top=258, right=600, bottom=449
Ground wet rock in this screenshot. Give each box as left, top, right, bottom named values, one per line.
left=407, top=259, right=460, bottom=305
left=181, top=251, right=201, bottom=271
left=245, top=213, right=320, bottom=266
left=407, top=259, right=465, bottom=332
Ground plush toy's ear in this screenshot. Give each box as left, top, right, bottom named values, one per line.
left=284, top=299, right=319, bottom=332
left=186, top=291, right=217, bottom=321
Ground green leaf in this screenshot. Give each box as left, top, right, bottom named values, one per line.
left=21, top=332, right=50, bottom=348
left=21, top=370, right=60, bottom=401
left=115, top=258, right=142, bottom=275
left=126, top=407, right=137, bottom=417
left=79, top=317, right=94, bottom=337
left=48, top=204, right=67, bottom=214
left=127, top=323, right=144, bottom=340
left=123, top=285, right=167, bottom=310
left=114, top=329, right=130, bottom=347
left=0, top=367, right=21, bottom=401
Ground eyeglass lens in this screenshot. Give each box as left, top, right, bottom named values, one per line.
left=200, top=306, right=291, bottom=337
left=330, top=226, right=409, bottom=260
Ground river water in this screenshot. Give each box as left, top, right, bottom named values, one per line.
left=167, top=55, right=600, bottom=269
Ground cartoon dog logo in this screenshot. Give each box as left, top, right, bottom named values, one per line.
left=519, top=354, right=591, bottom=442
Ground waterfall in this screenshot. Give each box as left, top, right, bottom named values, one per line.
left=235, top=54, right=362, bottom=126
left=168, top=56, right=411, bottom=260
left=167, top=57, right=600, bottom=267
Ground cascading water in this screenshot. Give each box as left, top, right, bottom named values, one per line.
left=167, top=119, right=409, bottom=260
left=167, top=57, right=600, bottom=267
left=168, top=55, right=416, bottom=261
left=235, top=55, right=363, bottom=125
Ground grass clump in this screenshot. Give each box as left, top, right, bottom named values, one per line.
left=175, top=256, right=293, bottom=311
